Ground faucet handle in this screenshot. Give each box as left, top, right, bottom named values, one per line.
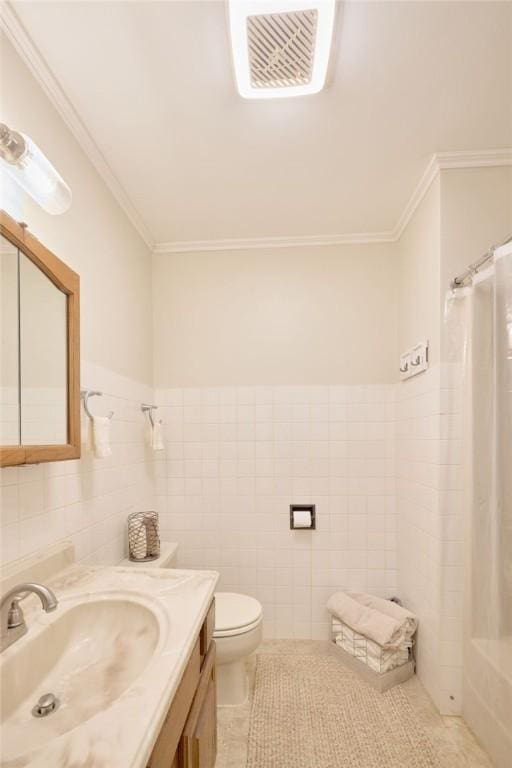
left=7, top=599, right=25, bottom=629
left=1, top=582, right=57, bottom=653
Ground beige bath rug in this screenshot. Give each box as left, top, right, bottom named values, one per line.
left=247, top=654, right=440, bottom=768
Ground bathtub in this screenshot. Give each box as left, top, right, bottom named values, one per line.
left=463, top=635, right=512, bottom=768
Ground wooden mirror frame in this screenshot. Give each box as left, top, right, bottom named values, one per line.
left=0, top=210, right=80, bottom=466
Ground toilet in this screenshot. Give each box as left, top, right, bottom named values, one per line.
left=213, top=591, right=263, bottom=706
left=121, top=542, right=263, bottom=706
left=120, top=540, right=179, bottom=569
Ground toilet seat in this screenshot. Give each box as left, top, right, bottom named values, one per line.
left=213, top=592, right=262, bottom=638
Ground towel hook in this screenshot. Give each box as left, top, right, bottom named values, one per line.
left=81, top=390, right=114, bottom=420
left=141, top=403, right=162, bottom=427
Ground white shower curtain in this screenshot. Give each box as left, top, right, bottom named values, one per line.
left=471, top=252, right=512, bottom=654
left=444, top=244, right=512, bottom=768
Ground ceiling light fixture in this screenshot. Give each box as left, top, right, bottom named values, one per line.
left=0, top=123, right=72, bottom=215
left=228, top=0, right=336, bottom=99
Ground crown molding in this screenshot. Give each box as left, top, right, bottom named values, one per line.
left=391, top=153, right=439, bottom=241
left=0, top=2, right=154, bottom=250
left=435, top=148, right=512, bottom=170
left=155, top=148, right=512, bottom=254
left=153, top=230, right=396, bottom=254
left=2, top=3, right=510, bottom=256
left=392, top=148, right=512, bottom=241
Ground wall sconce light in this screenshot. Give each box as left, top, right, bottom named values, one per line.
left=0, top=122, right=72, bottom=215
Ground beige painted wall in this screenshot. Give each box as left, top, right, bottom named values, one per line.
left=397, top=177, right=441, bottom=364
left=440, top=166, right=512, bottom=359
left=0, top=34, right=153, bottom=386
left=396, top=166, right=512, bottom=366
left=0, top=37, right=155, bottom=569
left=153, top=243, right=399, bottom=386
left=441, top=166, right=512, bottom=283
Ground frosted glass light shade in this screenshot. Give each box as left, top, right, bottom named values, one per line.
left=0, top=131, right=71, bottom=215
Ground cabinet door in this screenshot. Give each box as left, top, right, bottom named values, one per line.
left=181, top=641, right=217, bottom=768
left=148, top=639, right=201, bottom=768
left=190, top=677, right=216, bottom=768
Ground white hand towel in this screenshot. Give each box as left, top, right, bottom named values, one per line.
left=92, top=415, right=111, bottom=458
left=150, top=421, right=165, bottom=451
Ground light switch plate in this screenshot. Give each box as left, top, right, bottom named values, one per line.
left=400, top=340, right=429, bottom=380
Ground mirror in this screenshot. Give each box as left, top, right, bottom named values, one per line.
left=20, top=252, right=68, bottom=444
left=0, top=211, right=80, bottom=466
left=0, top=236, right=20, bottom=445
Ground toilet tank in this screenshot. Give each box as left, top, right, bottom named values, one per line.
left=120, top=541, right=178, bottom=568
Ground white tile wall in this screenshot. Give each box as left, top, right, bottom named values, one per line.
left=1, top=365, right=464, bottom=716
left=396, top=363, right=464, bottom=715
left=0, top=363, right=156, bottom=567
left=396, top=366, right=442, bottom=707
left=438, top=361, right=465, bottom=715
left=154, top=384, right=397, bottom=640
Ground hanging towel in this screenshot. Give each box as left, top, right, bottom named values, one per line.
left=150, top=420, right=165, bottom=451
left=92, top=415, right=112, bottom=458
left=327, top=591, right=417, bottom=649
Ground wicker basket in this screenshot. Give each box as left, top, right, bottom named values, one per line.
left=331, top=617, right=411, bottom=674
left=127, top=510, right=160, bottom=562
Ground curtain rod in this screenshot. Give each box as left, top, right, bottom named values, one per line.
left=452, top=235, right=512, bottom=288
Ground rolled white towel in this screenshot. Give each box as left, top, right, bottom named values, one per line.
left=132, top=524, right=147, bottom=560
left=348, top=592, right=418, bottom=643
left=327, top=591, right=417, bottom=649
left=92, top=415, right=111, bottom=458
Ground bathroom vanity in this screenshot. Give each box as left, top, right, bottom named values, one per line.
left=148, top=598, right=217, bottom=768
left=0, top=544, right=219, bottom=768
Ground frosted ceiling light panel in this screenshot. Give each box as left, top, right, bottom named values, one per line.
left=228, top=0, right=336, bottom=99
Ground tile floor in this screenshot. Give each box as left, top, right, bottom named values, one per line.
left=215, top=640, right=494, bottom=768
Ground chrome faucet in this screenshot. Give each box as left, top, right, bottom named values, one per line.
left=1, top=583, right=58, bottom=652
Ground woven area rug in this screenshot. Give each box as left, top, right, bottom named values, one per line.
left=247, top=654, right=441, bottom=768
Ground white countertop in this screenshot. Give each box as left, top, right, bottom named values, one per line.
left=0, top=563, right=219, bottom=768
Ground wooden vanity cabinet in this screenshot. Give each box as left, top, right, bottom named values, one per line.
left=148, top=600, right=216, bottom=768
left=181, top=642, right=217, bottom=768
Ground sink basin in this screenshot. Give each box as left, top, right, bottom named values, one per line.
left=0, top=597, right=160, bottom=765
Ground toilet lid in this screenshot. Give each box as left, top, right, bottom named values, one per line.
left=214, top=592, right=262, bottom=632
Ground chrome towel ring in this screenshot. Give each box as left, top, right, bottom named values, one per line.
left=81, top=390, right=114, bottom=420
